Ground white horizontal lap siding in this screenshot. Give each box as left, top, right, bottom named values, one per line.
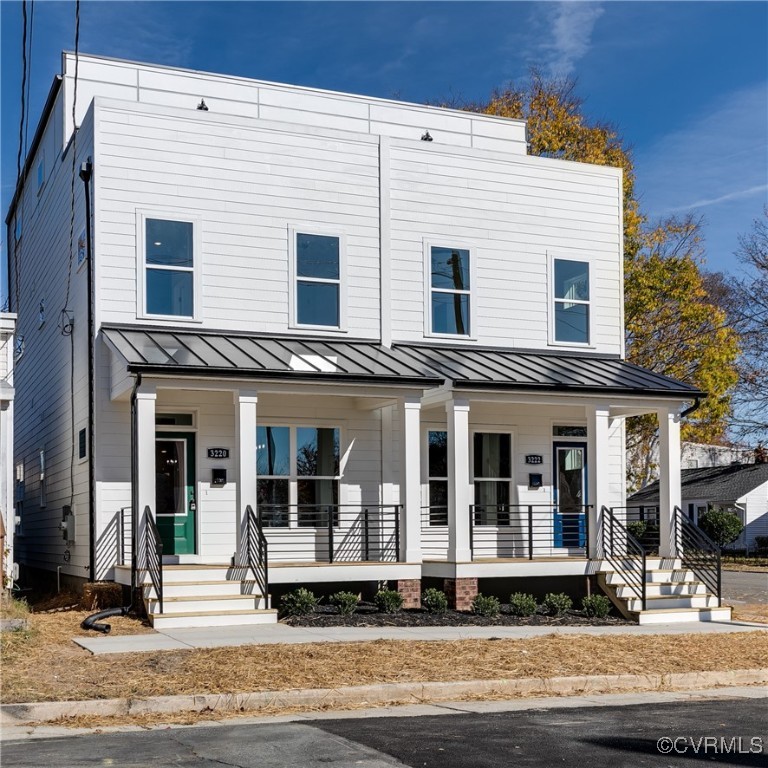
left=741, top=483, right=768, bottom=548
left=94, top=104, right=380, bottom=336
left=11, top=105, right=95, bottom=579
left=389, top=145, right=622, bottom=352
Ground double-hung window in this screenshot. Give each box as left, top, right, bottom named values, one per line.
left=256, top=425, right=341, bottom=528
left=144, top=217, right=196, bottom=318
left=427, top=430, right=448, bottom=526
left=473, top=433, right=511, bottom=526
left=294, top=233, right=342, bottom=328
left=429, top=245, right=471, bottom=336
left=553, top=258, right=590, bottom=344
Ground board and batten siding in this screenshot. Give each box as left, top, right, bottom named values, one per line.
left=388, top=143, right=623, bottom=352
left=93, top=101, right=382, bottom=338
left=9, top=102, right=95, bottom=580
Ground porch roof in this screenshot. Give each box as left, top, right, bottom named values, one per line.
left=103, top=326, right=703, bottom=399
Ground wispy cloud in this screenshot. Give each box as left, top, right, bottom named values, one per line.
left=530, top=2, right=605, bottom=77
left=664, top=185, right=768, bottom=214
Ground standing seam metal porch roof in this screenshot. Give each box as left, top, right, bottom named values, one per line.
left=102, top=326, right=704, bottom=398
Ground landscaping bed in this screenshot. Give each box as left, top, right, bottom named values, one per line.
left=285, top=602, right=630, bottom=627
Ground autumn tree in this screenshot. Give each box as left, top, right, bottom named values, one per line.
left=453, top=72, right=740, bottom=487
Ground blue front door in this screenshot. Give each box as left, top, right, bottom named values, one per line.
left=553, top=442, right=587, bottom=548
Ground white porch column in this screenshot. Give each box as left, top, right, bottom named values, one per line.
left=446, top=398, right=471, bottom=562
left=657, top=406, right=682, bottom=558
left=586, top=404, right=611, bottom=558
left=234, top=390, right=258, bottom=561
left=135, top=383, right=156, bottom=526
left=399, top=397, right=422, bottom=563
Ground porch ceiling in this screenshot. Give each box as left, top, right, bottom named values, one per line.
left=102, top=326, right=702, bottom=399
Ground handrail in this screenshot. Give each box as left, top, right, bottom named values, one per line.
left=674, top=506, right=721, bottom=605
left=244, top=505, right=269, bottom=599
left=600, top=505, right=646, bottom=611
left=141, top=505, right=163, bottom=614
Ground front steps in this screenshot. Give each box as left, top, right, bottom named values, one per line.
left=142, top=565, right=277, bottom=630
left=597, top=558, right=731, bottom=625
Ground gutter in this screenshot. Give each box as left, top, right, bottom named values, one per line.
left=680, top=396, right=703, bottom=419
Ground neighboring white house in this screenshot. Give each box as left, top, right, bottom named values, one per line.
left=0, top=313, right=15, bottom=587
left=628, top=462, right=768, bottom=552
left=681, top=442, right=756, bottom=470
left=6, top=52, right=728, bottom=627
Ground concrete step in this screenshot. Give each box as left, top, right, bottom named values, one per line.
left=150, top=565, right=234, bottom=582
left=146, top=594, right=269, bottom=615
left=149, top=608, right=278, bottom=630
left=596, top=558, right=681, bottom=571
left=604, top=569, right=695, bottom=586
left=633, top=606, right=732, bottom=625
left=144, top=580, right=259, bottom=599
left=615, top=582, right=706, bottom=599
left=625, top=594, right=720, bottom=612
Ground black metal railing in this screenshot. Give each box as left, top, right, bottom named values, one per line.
left=674, top=505, right=721, bottom=605
left=600, top=505, right=646, bottom=611
left=257, top=504, right=401, bottom=563
left=421, top=504, right=591, bottom=560
left=140, top=505, right=163, bottom=614
left=611, top=506, right=660, bottom=553
left=244, top=505, right=269, bottom=599
left=117, top=506, right=131, bottom=566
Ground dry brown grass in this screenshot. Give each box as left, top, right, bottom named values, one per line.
left=2, top=606, right=766, bottom=705
left=732, top=604, right=768, bottom=624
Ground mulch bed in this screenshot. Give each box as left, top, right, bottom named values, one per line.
left=284, top=602, right=630, bottom=627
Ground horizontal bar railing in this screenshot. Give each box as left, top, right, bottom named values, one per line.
left=611, top=506, right=660, bottom=553
left=600, top=505, right=646, bottom=611
left=674, top=506, right=721, bottom=605
left=421, top=504, right=591, bottom=560
left=257, top=504, right=401, bottom=563
left=139, top=505, right=163, bottom=614
left=244, top=505, right=269, bottom=599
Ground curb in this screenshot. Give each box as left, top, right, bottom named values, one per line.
left=2, top=668, right=766, bottom=726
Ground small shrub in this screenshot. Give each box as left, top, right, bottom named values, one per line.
left=699, top=508, right=743, bottom=548
left=754, top=536, right=768, bottom=553
left=581, top=594, right=612, bottom=618
left=508, top=592, right=538, bottom=617
left=543, top=592, right=573, bottom=616
left=329, top=591, right=358, bottom=616
left=626, top=521, right=647, bottom=539
left=374, top=589, right=403, bottom=614
left=421, top=587, right=448, bottom=614
left=471, top=593, right=500, bottom=618
left=280, top=587, right=318, bottom=617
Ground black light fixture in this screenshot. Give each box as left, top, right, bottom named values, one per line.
left=196, top=99, right=209, bottom=111
left=421, top=130, right=433, bottom=142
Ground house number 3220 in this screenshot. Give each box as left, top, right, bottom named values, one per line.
left=207, top=448, right=230, bottom=459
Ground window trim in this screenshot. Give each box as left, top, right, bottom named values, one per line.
left=136, top=210, right=203, bottom=323
left=423, top=427, right=449, bottom=526
left=423, top=238, right=477, bottom=340
left=288, top=226, right=347, bottom=333
left=548, top=253, right=594, bottom=348
left=470, top=429, right=515, bottom=527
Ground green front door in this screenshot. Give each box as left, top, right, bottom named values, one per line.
left=155, top=432, right=196, bottom=555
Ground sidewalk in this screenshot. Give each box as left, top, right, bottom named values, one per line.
left=73, top=619, right=768, bottom=655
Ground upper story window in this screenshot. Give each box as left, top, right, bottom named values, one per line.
left=553, top=258, right=590, bottom=344
left=429, top=245, right=471, bottom=336
left=294, top=233, right=342, bottom=328
left=144, top=217, right=195, bottom=318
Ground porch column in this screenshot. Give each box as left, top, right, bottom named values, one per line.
left=135, top=382, right=156, bottom=535
left=657, top=406, right=681, bottom=558
left=234, top=390, right=258, bottom=561
left=586, top=404, right=611, bottom=558
left=399, top=397, right=422, bottom=562
left=447, top=398, right=471, bottom=562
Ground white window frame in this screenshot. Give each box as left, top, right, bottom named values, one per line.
left=288, top=226, right=347, bottom=333
left=423, top=427, right=449, bottom=526
left=548, top=253, right=594, bottom=347
left=39, top=449, right=46, bottom=508
left=423, top=238, right=477, bottom=340
left=470, top=429, right=515, bottom=527
left=257, top=423, right=344, bottom=528
left=136, top=210, right=203, bottom=323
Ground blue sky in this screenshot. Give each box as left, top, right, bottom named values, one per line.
left=1, top=1, right=767, bottom=302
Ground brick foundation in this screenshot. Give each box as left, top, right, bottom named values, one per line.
left=396, top=579, right=421, bottom=609
left=443, top=578, right=478, bottom=611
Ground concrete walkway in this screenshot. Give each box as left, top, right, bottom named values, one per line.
left=73, top=619, right=768, bottom=655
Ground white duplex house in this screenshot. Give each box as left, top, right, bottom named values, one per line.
left=6, top=53, right=730, bottom=627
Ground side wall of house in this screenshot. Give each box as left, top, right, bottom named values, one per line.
left=740, top=482, right=768, bottom=550
left=10, top=102, right=95, bottom=583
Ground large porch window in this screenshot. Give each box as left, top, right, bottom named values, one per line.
left=472, top=432, right=511, bottom=526
left=257, top=425, right=340, bottom=527
left=427, top=430, right=448, bottom=525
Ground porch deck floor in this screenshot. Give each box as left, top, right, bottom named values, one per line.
left=73, top=618, right=766, bottom=655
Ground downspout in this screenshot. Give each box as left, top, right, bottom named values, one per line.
left=130, top=373, right=142, bottom=605
left=680, top=397, right=702, bottom=419
left=79, top=160, right=95, bottom=582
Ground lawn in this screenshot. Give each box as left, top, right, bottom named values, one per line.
left=1, top=608, right=766, bottom=706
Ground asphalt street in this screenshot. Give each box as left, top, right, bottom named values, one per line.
left=3, top=697, right=767, bottom=767
left=722, top=570, right=768, bottom=604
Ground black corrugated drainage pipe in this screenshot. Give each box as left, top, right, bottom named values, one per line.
left=81, top=606, right=130, bottom=634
